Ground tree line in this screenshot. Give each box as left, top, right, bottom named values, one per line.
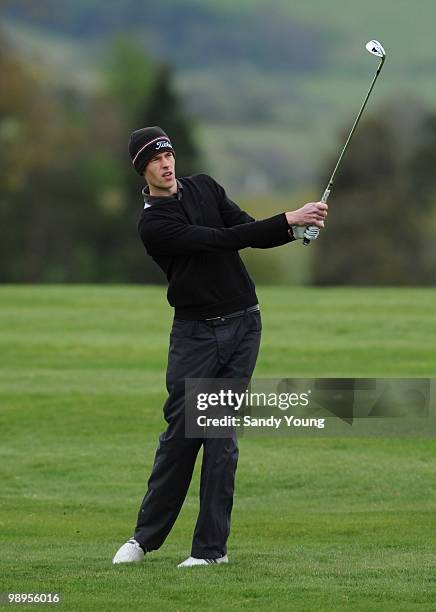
left=0, top=34, right=201, bottom=283
left=313, top=101, right=436, bottom=285
left=1, top=30, right=436, bottom=285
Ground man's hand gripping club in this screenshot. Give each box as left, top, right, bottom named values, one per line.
left=285, top=201, right=328, bottom=243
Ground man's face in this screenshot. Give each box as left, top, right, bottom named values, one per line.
left=144, top=151, right=176, bottom=192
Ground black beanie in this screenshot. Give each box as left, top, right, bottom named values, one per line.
left=128, top=126, right=175, bottom=175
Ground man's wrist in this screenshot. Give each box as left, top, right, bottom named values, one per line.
left=285, top=212, right=296, bottom=226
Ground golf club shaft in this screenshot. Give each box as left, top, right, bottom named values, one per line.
left=303, top=55, right=385, bottom=246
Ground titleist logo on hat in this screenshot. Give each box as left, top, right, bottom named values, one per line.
left=128, top=126, right=175, bottom=176
left=156, top=140, right=172, bottom=150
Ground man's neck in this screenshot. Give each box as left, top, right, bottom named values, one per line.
left=149, top=181, right=178, bottom=198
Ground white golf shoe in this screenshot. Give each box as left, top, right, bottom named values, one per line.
left=177, top=555, right=228, bottom=568
left=112, top=538, right=145, bottom=564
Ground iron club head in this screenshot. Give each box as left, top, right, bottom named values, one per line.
left=365, top=40, right=386, bottom=58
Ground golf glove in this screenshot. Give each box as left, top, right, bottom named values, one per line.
left=291, top=225, right=320, bottom=241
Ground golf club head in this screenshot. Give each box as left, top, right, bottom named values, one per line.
left=365, top=40, right=386, bottom=58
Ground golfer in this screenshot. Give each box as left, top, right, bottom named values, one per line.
left=113, top=126, right=327, bottom=567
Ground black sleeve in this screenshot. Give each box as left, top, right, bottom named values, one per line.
left=204, top=174, right=294, bottom=248
left=257, top=227, right=295, bottom=248
left=139, top=211, right=292, bottom=256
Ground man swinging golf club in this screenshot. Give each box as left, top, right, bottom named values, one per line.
left=112, top=126, right=327, bottom=567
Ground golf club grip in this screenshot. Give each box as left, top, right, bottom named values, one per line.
left=302, top=231, right=316, bottom=246
left=302, top=188, right=331, bottom=246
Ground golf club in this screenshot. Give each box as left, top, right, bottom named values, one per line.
left=303, top=39, right=387, bottom=245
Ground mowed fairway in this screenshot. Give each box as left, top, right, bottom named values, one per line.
left=1, top=285, right=435, bottom=611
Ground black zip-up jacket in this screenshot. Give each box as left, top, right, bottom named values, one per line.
left=138, top=173, right=294, bottom=320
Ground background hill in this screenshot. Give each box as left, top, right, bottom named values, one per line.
left=2, top=0, right=436, bottom=193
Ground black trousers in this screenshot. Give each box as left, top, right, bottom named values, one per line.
left=133, top=309, right=262, bottom=559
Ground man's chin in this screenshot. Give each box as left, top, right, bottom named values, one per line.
left=149, top=178, right=177, bottom=195
left=163, top=179, right=177, bottom=191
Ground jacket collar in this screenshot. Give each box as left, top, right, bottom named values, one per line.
left=142, top=179, right=183, bottom=208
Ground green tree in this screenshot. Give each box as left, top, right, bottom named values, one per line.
left=142, top=63, right=201, bottom=177
left=313, top=102, right=436, bottom=286
left=0, top=34, right=125, bottom=282
left=105, top=36, right=155, bottom=129
left=0, top=35, right=87, bottom=282
left=103, top=39, right=203, bottom=283
left=0, top=34, right=203, bottom=283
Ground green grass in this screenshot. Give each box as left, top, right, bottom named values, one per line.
left=1, top=285, right=435, bottom=611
